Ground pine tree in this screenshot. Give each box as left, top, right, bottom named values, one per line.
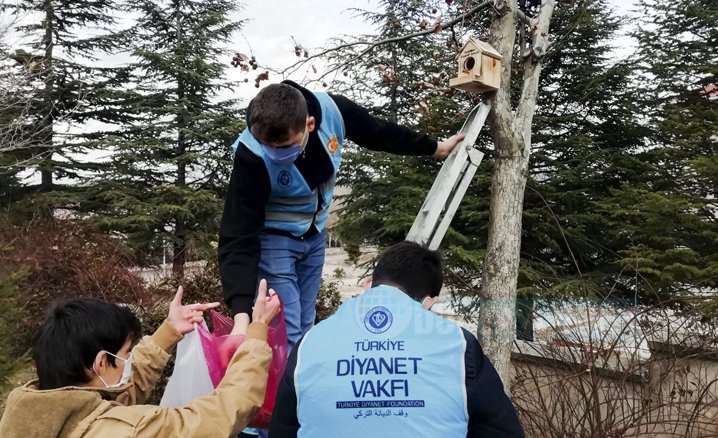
left=615, top=0, right=718, bottom=301
left=0, top=46, right=31, bottom=207
left=332, top=0, right=712, bottom=307
left=1, top=0, right=128, bottom=200
left=83, top=0, right=244, bottom=276
left=514, top=1, right=649, bottom=300
left=329, top=0, right=479, bottom=259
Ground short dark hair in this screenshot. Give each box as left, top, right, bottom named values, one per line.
left=249, top=83, right=307, bottom=144
left=34, top=298, right=142, bottom=390
left=371, top=241, right=443, bottom=300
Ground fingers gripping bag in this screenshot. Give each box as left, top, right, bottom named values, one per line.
left=196, top=306, right=288, bottom=429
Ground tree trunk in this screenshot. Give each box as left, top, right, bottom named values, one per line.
left=477, top=0, right=555, bottom=394
left=478, top=152, right=528, bottom=391
left=39, top=0, right=55, bottom=192
left=172, top=3, right=186, bottom=279
left=173, top=117, right=187, bottom=279
left=172, top=227, right=186, bottom=278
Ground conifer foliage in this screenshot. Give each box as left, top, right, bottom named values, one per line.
left=334, top=0, right=718, bottom=307
left=0, top=0, right=127, bottom=199
left=625, top=0, right=718, bottom=300
left=83, top=0, right=244, bottom=275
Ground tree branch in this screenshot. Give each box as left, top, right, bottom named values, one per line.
left=514, top=0, right=557, bottom=156
left=542, top=0, right=593, bottom=59
left=487, top=0, right=518, bottom=156
left=280, top=1, right=495, bottom=79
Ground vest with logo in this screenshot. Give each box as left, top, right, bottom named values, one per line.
left=293, top=285, right=468, bottom=437
left=231, top=92, right=345, bottom=237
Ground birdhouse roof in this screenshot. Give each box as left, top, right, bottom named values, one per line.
left=456, top=38, right=503, bottom=60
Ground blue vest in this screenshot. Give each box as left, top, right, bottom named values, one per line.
left=294, top=286, right=468, bottom=437
left=231, top=92, right=345, bottom=236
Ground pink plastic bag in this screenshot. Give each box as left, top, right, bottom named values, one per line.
left=196, top=307, right=288, bottom=429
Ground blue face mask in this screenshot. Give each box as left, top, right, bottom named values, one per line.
left=263, top=143, right=303, bottom=165
left=262, top=129, right=308, bottom=165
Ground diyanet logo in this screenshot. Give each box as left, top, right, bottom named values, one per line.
left=277, top=170, right=292, bottom=188
left=364, top=306, right=392, bottom=334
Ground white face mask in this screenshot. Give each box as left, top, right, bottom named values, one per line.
left=95, top=351, right=133, bottom=388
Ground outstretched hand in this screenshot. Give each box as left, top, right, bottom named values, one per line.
left=229, top=279, right=281, bottom=336
left=433, top=134, right=465, bottom=159
left=252, top=279, right=281, bottom=325
left=166, top=286, right=221, bottom=335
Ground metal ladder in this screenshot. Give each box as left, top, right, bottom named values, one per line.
left=406, top=102, right=491, bottom=250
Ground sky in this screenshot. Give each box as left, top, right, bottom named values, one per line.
left=4, top=0, right=641, bottom=183
left=225, top=0, right=380, bottom=102
left=228, top=0, right=639, bottom=103
left=3, top=0, right=641, bottom=104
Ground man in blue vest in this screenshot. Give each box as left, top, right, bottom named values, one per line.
left=218, top=81, right=464, bottom=349
left=269, top=241, right=525, bottom=437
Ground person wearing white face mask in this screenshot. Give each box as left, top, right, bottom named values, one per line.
left=94, top=350, right=133, bottom=388
left=0, top=281, right=281, bottom=438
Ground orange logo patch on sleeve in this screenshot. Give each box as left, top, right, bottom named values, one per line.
left=327, top=136, right=339, bottom=154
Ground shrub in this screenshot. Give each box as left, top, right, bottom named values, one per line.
left=315, top=280, right=342, bottom=322
left=0, top=271, right=30, bottom=392
left=333, top=267, right=346, bottom=280
left=512, top=303, right=718, bottom=437
left=0, top=215, right=149, bottom=360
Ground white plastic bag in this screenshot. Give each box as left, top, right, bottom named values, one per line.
left=160, top=323, right=214, bottom=407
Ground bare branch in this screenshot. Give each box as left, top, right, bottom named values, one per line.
left=0, top=4, right=86, bottom=164
left=514, top=0, right=557, bottom=155
left=280, top=1, right=495, bottom=80
left=0, top=4, right=39, bottom=156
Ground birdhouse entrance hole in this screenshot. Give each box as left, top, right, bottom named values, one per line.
left=463, top=56, right=476, bottom=72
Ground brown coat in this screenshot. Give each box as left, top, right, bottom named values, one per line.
left=0, top=320, right=272, bottom=438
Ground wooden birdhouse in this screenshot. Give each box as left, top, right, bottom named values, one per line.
left=449, top=38, right=502, bottom=94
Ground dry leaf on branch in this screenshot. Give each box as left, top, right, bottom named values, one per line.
left=254, top=71, right=270, bottom=88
